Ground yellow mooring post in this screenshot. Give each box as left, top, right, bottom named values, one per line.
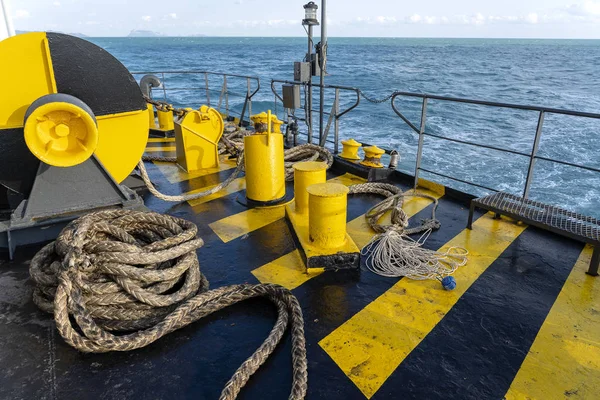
left=157, top=109, right=174, bottom=131
left=293, top=161, right=327, bottom=213
left=251, top=111, right=284, bottom=133
left=244, top=110, right=286, bottom=206
left=340, top=138, right=362, bottom=160
left=307, top=182, right=349, bottom=248
left=360, top=145, right=385, bottom=168
left=285, top=179, right=360, bottom=272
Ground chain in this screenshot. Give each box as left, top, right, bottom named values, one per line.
left=358, top=90, right=400, bottom=104
left=144, top=95, right=189, bottom=117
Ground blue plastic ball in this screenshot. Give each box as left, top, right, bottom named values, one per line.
left=441, top=276, right=457, bottom=291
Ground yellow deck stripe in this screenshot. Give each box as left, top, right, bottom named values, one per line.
left=147, top=138, right=175, bottom=143
left=187, top=177, right=246, bottom=208
left=251, top=183, right=439, bottom=290
left=145, top=146, right=176, bottom=153
left=153, top=155, right=237, bottom=184
left=210, top=173, right=365, bottom=245
left=319, top=213, right=527, bottom=399
left=210, top=206, right=286, bottom=243
left=505, top=245, right=600, bottom=400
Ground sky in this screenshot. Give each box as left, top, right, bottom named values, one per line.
left=7, top=0, right=600, bottom=38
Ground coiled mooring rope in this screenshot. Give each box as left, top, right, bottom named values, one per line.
left=349, top=183, right=468, bottom=283
left=29, top=209, right=307, bottom=400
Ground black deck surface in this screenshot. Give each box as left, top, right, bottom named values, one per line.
left=0, top=153, right=592, bottom=400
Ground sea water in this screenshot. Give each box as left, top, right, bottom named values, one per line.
left=89, top=37, right=600, bottom=217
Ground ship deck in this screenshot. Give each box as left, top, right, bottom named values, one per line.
left=1, top=138, right=599, bottom=399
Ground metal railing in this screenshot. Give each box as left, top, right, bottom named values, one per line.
left=390, top=92, right=600, bottom=198
left=131, top=70, right=260, bottom=123
left=271, top=79, right=360, bottom=153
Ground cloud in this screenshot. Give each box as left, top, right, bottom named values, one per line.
left=141, top=16, right=152, bottom=22
left=525, top=13, right=539, bottom=24
left=167, top=13, right=177, bottom=19
left=567, top=1, right=600, bottom=16
left=14, top=9, right=30, bottom=19
left=352, top=11, right=549, bottom=27
left=53, top=1, right=61, bottom=6
left=409, top=14, right=422, bottom=23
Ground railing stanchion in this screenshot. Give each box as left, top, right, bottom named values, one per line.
left=334, top=88, right=340, bottom=154
left=217, top=78, right=225, bottom=111
left=414, top=97, right=428, bottom=189
left=523, top=111, right=545, bottom=199
left=161, top=72, right=167, bottom=101
left=247, top=78, right=252, bottom=119
left=224, top=75, right=229, bottom=116
left=205, top=73, right=210, bottom=106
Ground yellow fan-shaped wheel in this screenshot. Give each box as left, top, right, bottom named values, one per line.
left=24, top=94, right=99, bottom=167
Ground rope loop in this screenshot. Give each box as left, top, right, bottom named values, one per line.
left=30, top=210, right=308, bottom=400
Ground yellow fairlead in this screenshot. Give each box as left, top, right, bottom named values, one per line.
left=361, top=145, right=385, bottom=168
left=244, top=110, right=286, bottom=205
left=174, top=105, right=224, bottom=172
left=340, top=138, right=362, bottom=160
left=292, top=161, right=327, bottom=213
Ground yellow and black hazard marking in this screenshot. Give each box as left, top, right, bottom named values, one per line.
left=0, top=31, right=148, bottom=198
left=2, top=136, right=599, bottom=399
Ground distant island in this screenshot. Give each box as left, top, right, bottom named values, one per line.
left=127, top=30, right=207, bottom=37
left=127, top=30, right=165, bottom=38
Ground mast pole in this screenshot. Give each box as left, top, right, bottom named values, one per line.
left=0, top=0, right=15, bottom=40
left=318, top=0, right=327, bottom=144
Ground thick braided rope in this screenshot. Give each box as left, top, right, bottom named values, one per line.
left=284, top=144, right=334, bottom=181
left=137, top=153, right=245, bottom=203
left=29, top=209, right=307, bottom=400
left=138, top=143, right=333, bottom=202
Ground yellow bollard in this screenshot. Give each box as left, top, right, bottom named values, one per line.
left=251, top=111, right=283, bottom=134
left=307, top=182, right=349, bottom=249
left=360, top=145, right=385, bottom=168
left=147, top=104, right=157, bottom=129
left=293, top=161, right=327, bottom=214
left=340, top=138, right=362, bottom=160
left=157, top=109, right=174, bottom=131
left=244, top=120, right=286, bottom=205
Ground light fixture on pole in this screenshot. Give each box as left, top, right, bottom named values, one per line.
left=302, top=2, right=319, bottom=26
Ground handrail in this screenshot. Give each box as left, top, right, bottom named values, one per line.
left=389, top=91, right=600, bottom=198
left=271, top=79, right=360, bottom=118
left=271, top=79, right=360, bottom=150
left=132, top=70, right=261, bottom=99
left=391, top=91, right=600, bottom=119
